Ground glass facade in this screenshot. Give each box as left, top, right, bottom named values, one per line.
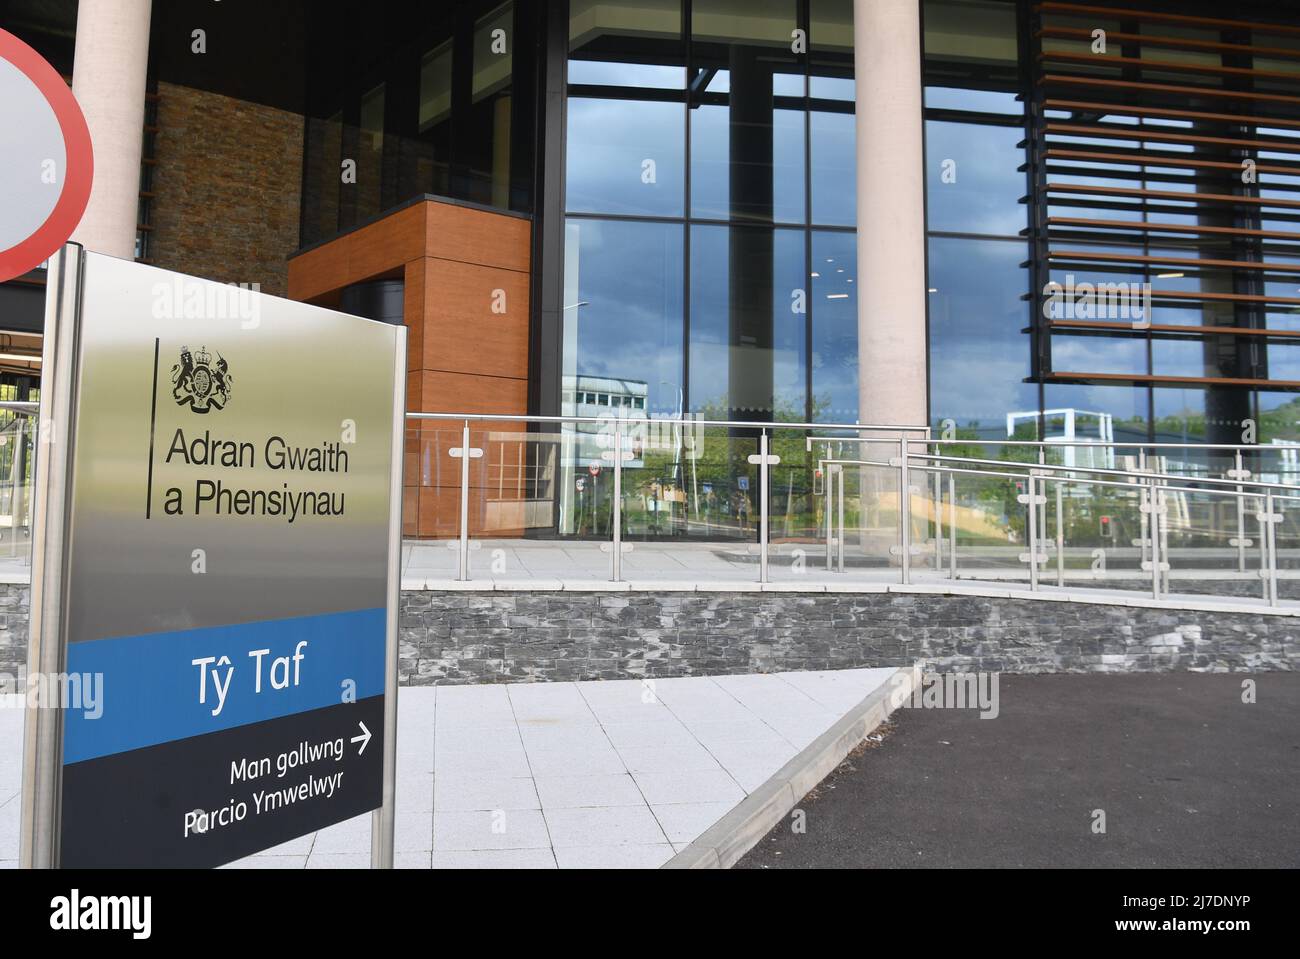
left=1029, top=0, right=1300, bottom=450
left=919, top=0, right=1300, bottom=449
left=290, top=0, right=1300, bottom=459
left=923, top=0, right=1034, bottom=441
left=299, top=0, right=533, bottom=246
left=562, top=0, right=856, bottom=426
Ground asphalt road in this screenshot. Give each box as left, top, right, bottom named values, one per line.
left=737, top=673, right=1300, bottom=868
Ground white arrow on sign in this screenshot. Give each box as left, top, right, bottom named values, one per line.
left=351, top=721, right=372, bottom=755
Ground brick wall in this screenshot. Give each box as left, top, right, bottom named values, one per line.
left=150, top=82, right=303, bottom=296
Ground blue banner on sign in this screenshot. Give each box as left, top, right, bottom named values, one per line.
left=63, top=607, right=386, bottom=764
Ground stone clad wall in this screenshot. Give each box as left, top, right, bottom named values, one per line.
left=0, top=584, right=30, bottom=685
left=0, top=585, right=1294, bottom=687
left=398, top=591, right=1299, bottom=685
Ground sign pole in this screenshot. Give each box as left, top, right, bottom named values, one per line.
left=371, top=331, right=406, bottom=869
left=20, top=242, right=83, bottom=868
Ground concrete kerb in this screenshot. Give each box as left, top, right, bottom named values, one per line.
left=661, top=664, right=920, bottom=869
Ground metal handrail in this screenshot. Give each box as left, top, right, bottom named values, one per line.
left=904, top=451, right=1300, bottom=497
left=821, top=455, right=1286, bottom=605
left=800, top=432, right=1300, bottom=453
left=911, top=436, right=1300, bottom=453
left=404, top=411, right=931, bottom=434
left=824, top=456, right=1275, bottom=501
left=401, top=410, right=1294, bottom=608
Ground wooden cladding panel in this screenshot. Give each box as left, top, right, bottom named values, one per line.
left=287, top=202, right=424, bottom=302
left=285, top=197, right=533, bottom=538
left=416, top=370, right=528, bottom=418
left=424, top=203, right=531, bottom=274
left=412, top=258, right=530, bottom=381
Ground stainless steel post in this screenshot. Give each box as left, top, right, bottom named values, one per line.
left=1026, top=474, right=1040, bottom=591
left=457, top=421, right=471, bottom=581
left=948, top=472, right=957, bottom=579
left=898, top=436, right=911, bottom=585
left=759, top=430, right=770, bottom=584
left=1159, top=476, right=1171, bottom=597
left=836, top=460, right=845, bottom=574
left=1037, top=448, right=1048, bottom=582
left=20, top=243, right=84, bottom=869
left=1266, top=490, right=1279, bottom=607
left=1154, top=485, right=1164, bottom=597
left=8, top=419, right=23, bottom=558
left=612, top=419, right=623, bottom=582
left=825, top=465, right=835, bottom=571
left=1138, top=449, right=1150, bottom=570
left=371, top=323, right=407, bottom=869
left=933, top=470, right=943, bottom=571
left=1233, top=449, right=1248, bottom=573
left=1055, top=479, right=1065, bottom=587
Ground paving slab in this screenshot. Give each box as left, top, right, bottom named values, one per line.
left=0, top=670, right=899, bottom=869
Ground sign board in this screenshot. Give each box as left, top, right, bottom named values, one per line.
left=0, top=28, right=93, bottom=282
left=738, top=476, right=750, bottom=492
left=589, top=462, right=601, bottom=477
left=21, top=247, right=405, bottom=868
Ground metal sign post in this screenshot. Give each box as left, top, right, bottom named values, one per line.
left=21, top=245, right=405, bottom=868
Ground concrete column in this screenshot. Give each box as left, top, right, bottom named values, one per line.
left=854, top=0, right=927, bottom=428
left=70, top=0, right=152, bottom=259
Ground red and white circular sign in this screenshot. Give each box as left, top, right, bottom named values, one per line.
left=0, top=28, right=93, bottom=282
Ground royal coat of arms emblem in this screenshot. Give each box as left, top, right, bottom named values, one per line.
left=171, top=345, right=232, bottom=413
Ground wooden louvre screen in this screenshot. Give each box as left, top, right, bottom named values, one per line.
left=1027, top=1, right=1300, bottom=390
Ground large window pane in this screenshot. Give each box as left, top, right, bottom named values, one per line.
left=691, top=103, right=805, bottom=223
left=417, top=43, right=453, bottom=197
left=810, top=0, right=854, bottom=227
left=925, top=119, right=1025, bottom=236
left=1044, top=383, right=1149, bottom=445
left=693, top=0, right=797, bottom=44
left=690, top=0, right=803, bottom=224
left=468, top=2, right=515, bottom=207
left=570, top=0, right=683, bottom=56
left=419, top=42, right=453, bottom=132
left=923, top=0, right=1019, bottom=67
left=1258, top=392, right=1300, bottom=445
left=569, top=0, right=685, bottom=91
left=809, top=108, right=855, bottom=227
left=356, top=83, right=386, bottom=219
left=1155, top=387, right=1254, bottom=447
left=927, top=237, right=1033, bottom=435
left=689, top=225, right=807, bottom=419
left=473, top=4, right=513, bottom=102
left=302, top=111, right=343, bottom=241
left=924, top=86, right=1021, bottom=114
left=811, top=230, right=858, bottom=421
left=566, top=98, right=685, bottom=215
left=562, top=218, right=685, bottom=419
